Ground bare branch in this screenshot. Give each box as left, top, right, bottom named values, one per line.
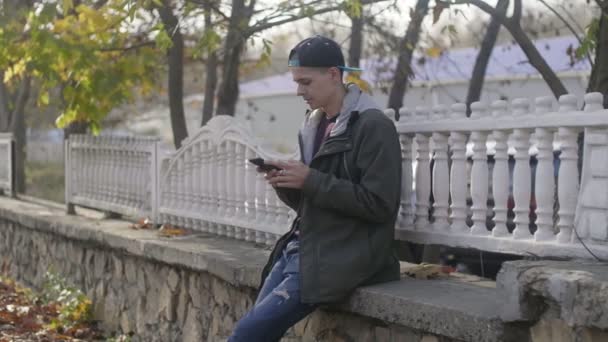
left=596, top=0, right=608, bottom=14
left=512, top=0, right=522, bottom=23
left=98, top=41, right=156, bottom=52
left=439, top=0, right=512, bottom=28
left=249, top=0, right=389, bottom=35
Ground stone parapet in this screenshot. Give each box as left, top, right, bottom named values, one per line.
left=0, top=197, right=529, bottom=341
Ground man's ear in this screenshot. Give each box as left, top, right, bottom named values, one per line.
left=328, top=67, right=342, bottom=82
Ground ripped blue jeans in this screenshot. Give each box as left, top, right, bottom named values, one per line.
left=228, top=239, right=318, bottom=342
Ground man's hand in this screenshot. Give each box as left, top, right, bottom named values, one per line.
left=265, top=160, right=310, bottom=189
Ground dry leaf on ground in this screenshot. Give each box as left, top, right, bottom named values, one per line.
left=130, top=217, right=153, bottom=230
left=157, top=224, right=188, bottom=237
left=403, top=263, right=454, bottom=280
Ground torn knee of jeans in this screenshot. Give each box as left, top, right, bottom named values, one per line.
left=272, top=289, right=290, bottom=300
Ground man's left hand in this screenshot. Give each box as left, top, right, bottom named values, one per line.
left=266, top=160, right=310, bottom=189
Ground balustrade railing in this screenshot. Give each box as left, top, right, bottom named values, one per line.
left=389, top=93, right=608, bottom=260
left=61, top=93, right=608, bottom=259
left=0, top=133, right=14, bottom=196
left=157, top=116, right=297, bottom=245
left=65, top=134, right=159, bottom=220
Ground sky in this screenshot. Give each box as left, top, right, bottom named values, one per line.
left=245, top=0, right=598, bottom=60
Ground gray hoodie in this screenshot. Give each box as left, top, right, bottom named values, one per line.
left=298, top=83, right=380, bottom=165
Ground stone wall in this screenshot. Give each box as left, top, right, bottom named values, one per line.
left=0, top=198, right=476, bottom=342
left=5, top=196, right=608, bottom=342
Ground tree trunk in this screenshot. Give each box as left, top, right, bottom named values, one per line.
left=466, top=0, right=508, bottom=114
left=215, top=0, right=253, bottom=116
left=467, top=0, right=569, bottom=99
left=587, top=12, right=608, bottom=106
left=10, top=77, right=30, bottom=194
left=508, top=24, right=569, bottom=98
left=158, top=1, right=188, bottom=149
left=387, top=0, right=429, bottom=113
left=201, top=5, right=218, bottom=127
left=579, top=11, right=608, bottom=177
left=348, top=14, right=364, bottom=67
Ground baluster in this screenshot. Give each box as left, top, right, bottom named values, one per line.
left=111, top=137, right=119, bottom=204
left=201, top=141, right=213, bottom=232
left=398, top=125, right=414, bottom=227
left=176, top=154, right=185, bottom=213
left=449, top=104, right=468, bottom=232
left=192, top=141, right=202, bottom=213
left=209, top=144, right=220, bottom=234
left=88, top=137, right=95, bottom=198
left=556, top=94, right=579, bottom=243
left=254, top=165, right=267, bottom=243
left=414, top=131, right=431, bottom=229
left=533, top=97, right=556, bottom=241
left=225, top=141, right=237, bottom=238
left=96, top=137, right=104, bottom=201
left=245, top=148, right=257, bottom=220
left=201, top=140, right=211, bottom=218
left=121, top=140, right=130, bottom=207
left=511, top=98, right=533, bottom=239
left=183, top=146, right=193, bottom=213
left=217, top=143, right=227, bottom=235
left=265, top=182, right=277, bottom=233
left=431, top=105, right=449, bottom=230
left=234, top=144, right=246, bottom=239
left=491, top=101, right=510, bottom=237
left=470, top=102, right=490, bottom=235
left=244, top=148, right=257, bottom=241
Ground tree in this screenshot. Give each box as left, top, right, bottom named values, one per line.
left=0, top=0, right=160, bottom=193
left=0, top=0, right=33, bottom=193
left=465, top=0, right=508, bottom=114
left=387, top=0, right=430, bottom=112
left=157, top=0, right=189, bottom=148
left=441, top=0, right=569, bottom=98
left=587, top=2, right=608, bottom=107
left=211, top=0, right=387, bottom=116
left=201, top=0, right=218, bottom=127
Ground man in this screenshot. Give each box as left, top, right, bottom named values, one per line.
left=229, top=35, right=402, bottom=341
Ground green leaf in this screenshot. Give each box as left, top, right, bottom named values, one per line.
left=39, top=91, right=49, bottom=106
left=62, top=0, right=74, bottom=15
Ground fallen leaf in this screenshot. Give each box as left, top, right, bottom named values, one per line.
left=158, top=224, right=188, bottom=237
left=130, top=217, right=153, bottom=230
left=403, top=263, right=451, bottom=280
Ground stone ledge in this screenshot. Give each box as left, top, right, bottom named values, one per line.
left=0, top=197, right=521, bottom=341
left=498, top=259, right=608, bottom=330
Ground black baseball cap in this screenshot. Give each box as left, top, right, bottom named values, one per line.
left=288, top=35, right=363, bottom=72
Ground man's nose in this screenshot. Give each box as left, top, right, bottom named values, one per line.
left=296, top=84, right=305, bottom=96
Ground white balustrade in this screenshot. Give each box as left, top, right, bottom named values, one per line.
left=157, top=116, right=296, bottom=246
left=393, top=92, right=608, bottom=261
left=60, top=94, right=608, bottom=259
left=0, top=133, right=14, bottom=196
left=65, top=134, right=159, bottom=220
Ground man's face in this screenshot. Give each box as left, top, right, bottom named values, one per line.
left=290, top=67, right=341, bottom=110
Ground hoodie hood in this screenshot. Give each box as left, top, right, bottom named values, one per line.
left=299, top=83, right=379, bottom=165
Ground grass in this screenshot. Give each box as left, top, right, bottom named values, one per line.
left=25, top=161, right=65, bottom=203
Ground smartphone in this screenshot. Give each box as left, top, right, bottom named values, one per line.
left=248, top=158, right=282, bottom=172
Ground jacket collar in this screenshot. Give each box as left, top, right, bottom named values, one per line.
left=298, top=83, right=378, bottom=165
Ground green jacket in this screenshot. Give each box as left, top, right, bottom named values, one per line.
left=261, top=84, right=402, bottom=304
